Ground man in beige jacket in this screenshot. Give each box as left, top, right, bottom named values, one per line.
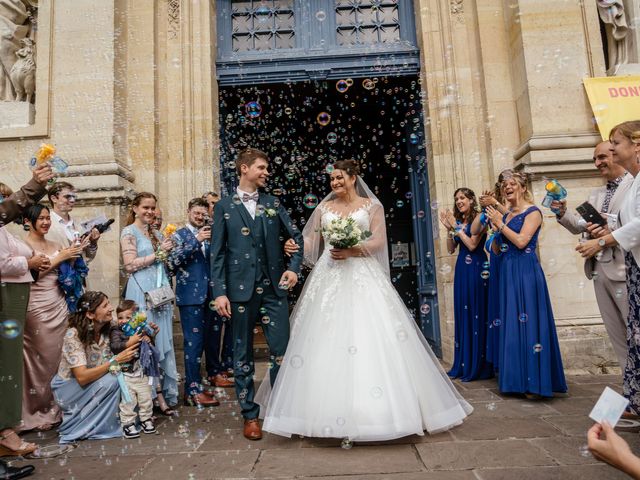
left=555, top=141, right=632, bottom=371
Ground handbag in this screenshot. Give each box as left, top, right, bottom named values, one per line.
left=131, top=264, right=175, bottom=309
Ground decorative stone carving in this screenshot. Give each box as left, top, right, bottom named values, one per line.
left=10, top=38, right=35, bottom=102
left=168, top=0, right=180, bottom=40
left=450, top=0, right=463, bottom=15
left=597, top=0, right=631, bottom=74
left=0, top=0, right=38, bottom=102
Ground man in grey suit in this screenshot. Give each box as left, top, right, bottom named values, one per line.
left=554, top=141, right=632, bottom=371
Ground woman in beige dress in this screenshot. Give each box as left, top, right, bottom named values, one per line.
left=20, top=204, right=83, bottom=432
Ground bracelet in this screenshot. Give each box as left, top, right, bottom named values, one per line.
left=498, top=224, right=506, bottom=233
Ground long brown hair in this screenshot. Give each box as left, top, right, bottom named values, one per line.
left=68, top=291, right=110, bottom=347
left=493, top=169, right=513, bottom=205
left=125, top=192, right=159, bottom=250
left=453, top=188, right=478, bottom=223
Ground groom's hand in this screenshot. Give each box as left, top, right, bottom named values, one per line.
left=214, top=295, right=232, bottom=318
left=278, top=271, right=298, bottom=289
left=283, top=238, right=299, bottom=257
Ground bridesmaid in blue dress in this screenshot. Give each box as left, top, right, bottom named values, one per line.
left=440, top=188, right=492, bottom=381
left=486, top=173, right=567, bottom=397
left=120, top=192, right=179, bottom=412
left=472, top=170, right=513, bottom=373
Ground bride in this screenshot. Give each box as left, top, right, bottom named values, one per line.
left=258, top=159, right=473, bottom=441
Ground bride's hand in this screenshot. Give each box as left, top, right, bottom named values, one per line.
left=330, top=247, right=360, bottom=260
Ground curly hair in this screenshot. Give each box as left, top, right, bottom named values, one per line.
left=453, top=188, right=478, bottom=223
left=68, top=291, right=110, bottom=347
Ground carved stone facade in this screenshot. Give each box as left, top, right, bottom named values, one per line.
left=0, top=0, right=622, bottom=373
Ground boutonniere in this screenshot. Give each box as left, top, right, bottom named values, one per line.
left=265, top=208, right=277, bottom=218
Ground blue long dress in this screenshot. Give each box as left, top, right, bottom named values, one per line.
left=496, top=206, right=567, bottom=396
left=121, top=225, right=179, bottom=406
left=448, top=223, right=493, bottom=381
left=484, top=232, right=501, bottom=372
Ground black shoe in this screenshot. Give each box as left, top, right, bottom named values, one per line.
left=141, top=419, right=156, bottom=435
left=122, top=424, right=140, bottom=439
left=0, top=459, right=35, bottom=480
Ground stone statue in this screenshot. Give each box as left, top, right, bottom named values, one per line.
left=597, top=0, right=630, bottom=75
left=10, top=38, right=35, bottom=102
left=0, top=0, right=37, bottom=102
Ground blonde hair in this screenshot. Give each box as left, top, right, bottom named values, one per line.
left=609, top=120, right=640, bottom=144
left=502, top=171, right=533, bottom=203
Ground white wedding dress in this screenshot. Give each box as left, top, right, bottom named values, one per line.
left=260, top=203, right=473, bottom=441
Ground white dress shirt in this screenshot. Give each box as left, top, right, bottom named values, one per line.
left=50, top=210, right=76, bottom=242
left=236, top=187, right=258, bottom=219
left=186, top=223, right=206, bottom=256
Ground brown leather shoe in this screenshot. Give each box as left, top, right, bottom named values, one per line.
left=210, top=373, right=234, bottom=388
left=243, top=419, right=262, bottom=440
left=184, top=392, right=219, bottom=407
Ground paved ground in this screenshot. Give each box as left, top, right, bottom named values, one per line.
left=8, top=369, right=639, bottom=480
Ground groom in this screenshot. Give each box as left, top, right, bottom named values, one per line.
left=210, top=148, right=304, bottom=440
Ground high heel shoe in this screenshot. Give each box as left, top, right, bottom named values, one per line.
left=0, top=430, right=37, bottom=457
left=153, top=394, right=176, bottom=416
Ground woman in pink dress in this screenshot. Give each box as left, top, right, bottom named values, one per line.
left=20, top=204, right=82, bottom=432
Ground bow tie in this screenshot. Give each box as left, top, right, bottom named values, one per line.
left=242, top=192, right=259, bottom=202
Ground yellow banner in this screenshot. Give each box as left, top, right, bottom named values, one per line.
left=584, top=76, right=640, bottom=140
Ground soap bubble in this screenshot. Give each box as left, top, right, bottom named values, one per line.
left=416, top=210, right=425, bottom=218
left=439, top=264, right=452, bottom=274
left=362, top=79, right=375, bottom=90
left=493, top=318, right=502, bottom=327
left=464, top=255, right=472, bottom=265
left=315, top=10, right=326, bottom=21
left=325, top=164, right=335, bottom=174
left=0, top=320, right=20, bottom=339
left=303, top=194, right=319, bottom=209
left=327, top=132, right=338, bottom=143
left=370, top=386, right=383, bottom=399
left=241, top=227, right=250, bottom=236
left=336, top=79, right=349, bottom=93
left=341, top=438, right=353, bottom=449
left=261, top=315, right=271, bottom=324
left=420, top=303, right=431, bottom=315
left=238, top=306, right=245, bottom=313
left=348, top=346, right=357, bottom=355
left=519, top=313, right=528, bottom=323
left=533, top=343, right=543, bottom=353
left=290, top=355, right=304, bottom=368
left=409, top=133, right=419, bottom=144
left=396, top=200, right=404, bottom=208
left=486, top=402, right=497, bottom=411
left=480, top=270, right=490, bottom=280
left=500, top=243, right=509, bottom=252
left=316, top=112, right=331, bottom=126
left=244, top=101, right=262, bottom=118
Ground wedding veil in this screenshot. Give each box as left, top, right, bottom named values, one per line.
left=302, top=175, right=390, bottom=277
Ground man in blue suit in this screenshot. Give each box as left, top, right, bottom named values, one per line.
left=211, top=148, right=304, bottom=440
left=170, top=198, right=233, bottom=408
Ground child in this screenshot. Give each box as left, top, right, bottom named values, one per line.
left=110, top=300, right=157, bottom=439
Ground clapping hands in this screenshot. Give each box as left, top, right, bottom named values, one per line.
left=439, top=210, right=456, bottom=230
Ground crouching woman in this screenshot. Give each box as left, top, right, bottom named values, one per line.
left=51, top=291, right=138, bottom=443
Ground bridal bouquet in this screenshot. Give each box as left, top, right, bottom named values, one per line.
left=322, top=217, right=371, bottom=249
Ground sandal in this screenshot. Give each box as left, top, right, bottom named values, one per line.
left=153, top=395, right=176, bottom=417
left=0, top=430, right=37, bottom=457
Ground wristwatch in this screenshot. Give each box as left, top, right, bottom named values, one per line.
left=598, top=238, right=606, bottom=248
